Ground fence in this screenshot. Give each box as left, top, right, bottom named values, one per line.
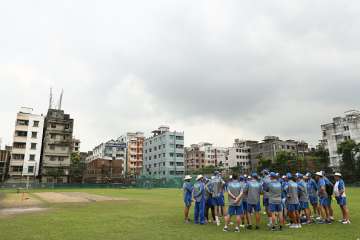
left=0, top=177, right=186, bottom=190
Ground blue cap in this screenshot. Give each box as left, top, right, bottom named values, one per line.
left=286, top=173, right=293, bottom=179
left=239, top=176, right=245, bottom=181
left=214, top=171, right=219, bottom=175
left=251, top=172, right=258, bottom=178
left=305, top=172, right=311, bottom=177
left=269, top=172, right=277, bottom=177
left=296, top=173, right=303, bottom=178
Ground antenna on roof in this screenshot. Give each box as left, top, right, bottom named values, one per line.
left=58, top=89, right=64, bottom=110
left=49, top=87, right=53, bottom=109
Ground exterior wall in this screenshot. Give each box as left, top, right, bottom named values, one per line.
left=84, top=158, right=124, bottom=183
left=143, top=126, right=184, bottom=178
left=250, top=136, right=309, bottom=170
left=184, top=144, right=205, bottom=173
left=118, top=132, right=144, bottom=177
left=41, top=109, right=74, bottom=183
left=9, top=107, right=44, bottom=179
left=85, top=139, right=127, bottom=182
left=226, top=139, right=257, bottom=172
left=72, top=138, right=80, bottom=153
left=321, top=111, right=360, bottom=167
left=0, top=146, right=11, bottom=182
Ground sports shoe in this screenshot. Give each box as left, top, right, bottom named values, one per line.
left=278, top=225, right=283, bottom=231
left=216, top=220, right=221, bottom=226
left=223, top=227, right=229, bottom=232
left=289, top=224, right=297, bottom=228
left=234, top=227, right=240, bottom=232
left=246, top=225, right=253, bottom=230
left=239, top=224, right=245, bottom=228
left=316, top=216, right=321, bottom=221
left=342, top=220, right=351, bottom=224
left=338, top=219, right=345, bottom=223
left=255, top=225, right=260, bottom=230
left=317, top=220, right=325, bottom=224
left=297, top=224, right=302, bottom=228
left=325, top=220, right=332, bottom=224
left=271, top=226, right=276, bottom=231
left=330, top=216, right=334, bottom=221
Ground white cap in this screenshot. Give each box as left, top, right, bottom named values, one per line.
left=196, top=175, right=203, bottom=181
left=211, top=176, right=216, bottom=180
left=315, top=171, right=323, bottom=177
left=334, top=172, right=342, bottom=177
left=184, top=175, right=192, bottom=180
left=229, top=175, right=233, bottom=179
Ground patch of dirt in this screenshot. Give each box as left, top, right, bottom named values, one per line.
left=34, top=192, right=127, bottom=203
left=0, top=193, right=43, bottom=208
left=0, top=207, right=48, bottom=216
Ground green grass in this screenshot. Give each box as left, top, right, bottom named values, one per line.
left=0, top=188, right=359, bottom=240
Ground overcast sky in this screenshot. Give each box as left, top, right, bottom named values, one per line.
left=1, top=0, right=359, bottom=151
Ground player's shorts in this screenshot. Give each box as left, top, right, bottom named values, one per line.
left=263, top=197, right=269, bottom=207
left=219, top=195, right=225, bottom=206
left=335, top=196, right=347, bottom=206
left=320, top=197, right=330, bottom=207
left=184, top=197, right=192, bottom=207
left=213, top=196, right=222, bottom=206
left=269, top=203, right=282, bottom=213
left=206, top=197, right=215, bottom=207
left=287, top=203, right=300, bottom=212
left=299, top=201, right=309, bottom=210
left=247, top=202, right=261, bottom=213
left=228, top=205, right=244, bottom=216
left=309, top=196, right=318, bottom=205
left=242, top=201, right=248, bottom=212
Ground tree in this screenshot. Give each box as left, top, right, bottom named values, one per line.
left=338, top=140, right=360, bottom=182
left=69, top=152, right=86, bottom=183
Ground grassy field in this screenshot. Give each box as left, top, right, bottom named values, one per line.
left=0, top=187, right=359, bottom=240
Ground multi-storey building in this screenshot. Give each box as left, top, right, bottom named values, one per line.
left=41, top=109, right=74, bottom=183
left=85, top=139, right=127, bottom=183
left=198, top=142, right=227, bottom=167
left=321, top=110, right=360, bottom=167
left=249, top=136, right=308, bottom=170
left=227, top=139, right=257, bottom=172
left=143, top=126, right=184, bottom=178
left=184, top=144, right=205, bottom=173
left=0, top=146, right=11, bottom=182
left=8, top=107, right=44, bottom=180
left=72, top=138, right=80, bottom=153
left=118, top=132, right=144, bottom=177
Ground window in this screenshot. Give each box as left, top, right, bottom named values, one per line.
left=163, top=153, right=166, bottom=157
left=50, top=134, right=56, bottom=139
left=33, top=121, right=39, bottom=127
left=49, top=144, right=55, bottom=150
left=169, top=152, right=175, bottom=157
left=58, top=156, right=65, bottom=161
left=28, top=166, right=34, bottom=173
left=12, top=166, right=23, bottom=172
left=31, top=132, right=37, bottom=138
left=176, top=136, right=184, bottom=140
left=170, top=162, right=174, bottom=166
left=12, top=154, right=25, bottom=160
left=51, top=123, right=56, bottom=128
left=16, top=119, right=29, bottom=126
left=176, top=153, right=184, bottom=158
left=15, top=131, right=27, bottom=137
left=31, top=143, right=37, bottom=150
left=50, top=156, right=57, bottom=161
left=176, top=162, right=183, bottom=166
left=13, top=142, right=26, bottom=149
left=29, top=154, right=35, bottom=161
left=65, top=124, right=70, bottom=129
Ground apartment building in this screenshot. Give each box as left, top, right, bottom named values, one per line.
left=250, top=136, right=308, bottom=170
left=143, top=126, right=185, bottom=178
left=198, top=142, right=227, bottom=167
left=0, top=146, right=11, bottom=182
left=41, top=109, right=74, bottom=183
left=8, top=107, right=44, bottom=180
left=227, top=139, right=257, bottom=172
left=321, top=110, right=360, bottom=167
left=184, top=144, right=205, bottom=173
left=118, top=132, right=144, bottom=177
left=72, top=138, right=80, bottom=153
left=85, top=139, right=127, bottom=183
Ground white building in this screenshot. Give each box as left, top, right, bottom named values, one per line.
left=321, top=110, right=360, bottom=167
left=198, top=142, right=227, bottom=167
left=9, top=107, right=44, bottom=179
left=143, top=126, right=184, bottom=178
left=226, top=139, right=256, bottom=172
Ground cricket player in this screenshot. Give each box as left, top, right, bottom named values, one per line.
left=193, top=175, right=205, bottom=224
left=285, top=173, right=301, bottom=228
left=211, top=171, right=225, bottom=226
left=183, top=175, right=193, bottom=223
left=333, top=172, right=350, bottom=224
left=223, top=173, right=244, bottom=232
left=244, top=172, right=262, bottom=230
left=264, top=172, right=284, bottom=231
left=296, top=173, right=311, bottom=224
left=305, top=172, right=320, bottom=219
left=315, top=171, right=331, bottom=224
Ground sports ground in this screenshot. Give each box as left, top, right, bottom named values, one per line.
left=0, top=188, right=359, bottom=240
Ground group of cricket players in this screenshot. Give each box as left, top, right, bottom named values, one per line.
left=182, top=169, right=350, bottom=232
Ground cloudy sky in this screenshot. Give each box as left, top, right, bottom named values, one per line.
left=1, top=0, right=359, bottom=151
